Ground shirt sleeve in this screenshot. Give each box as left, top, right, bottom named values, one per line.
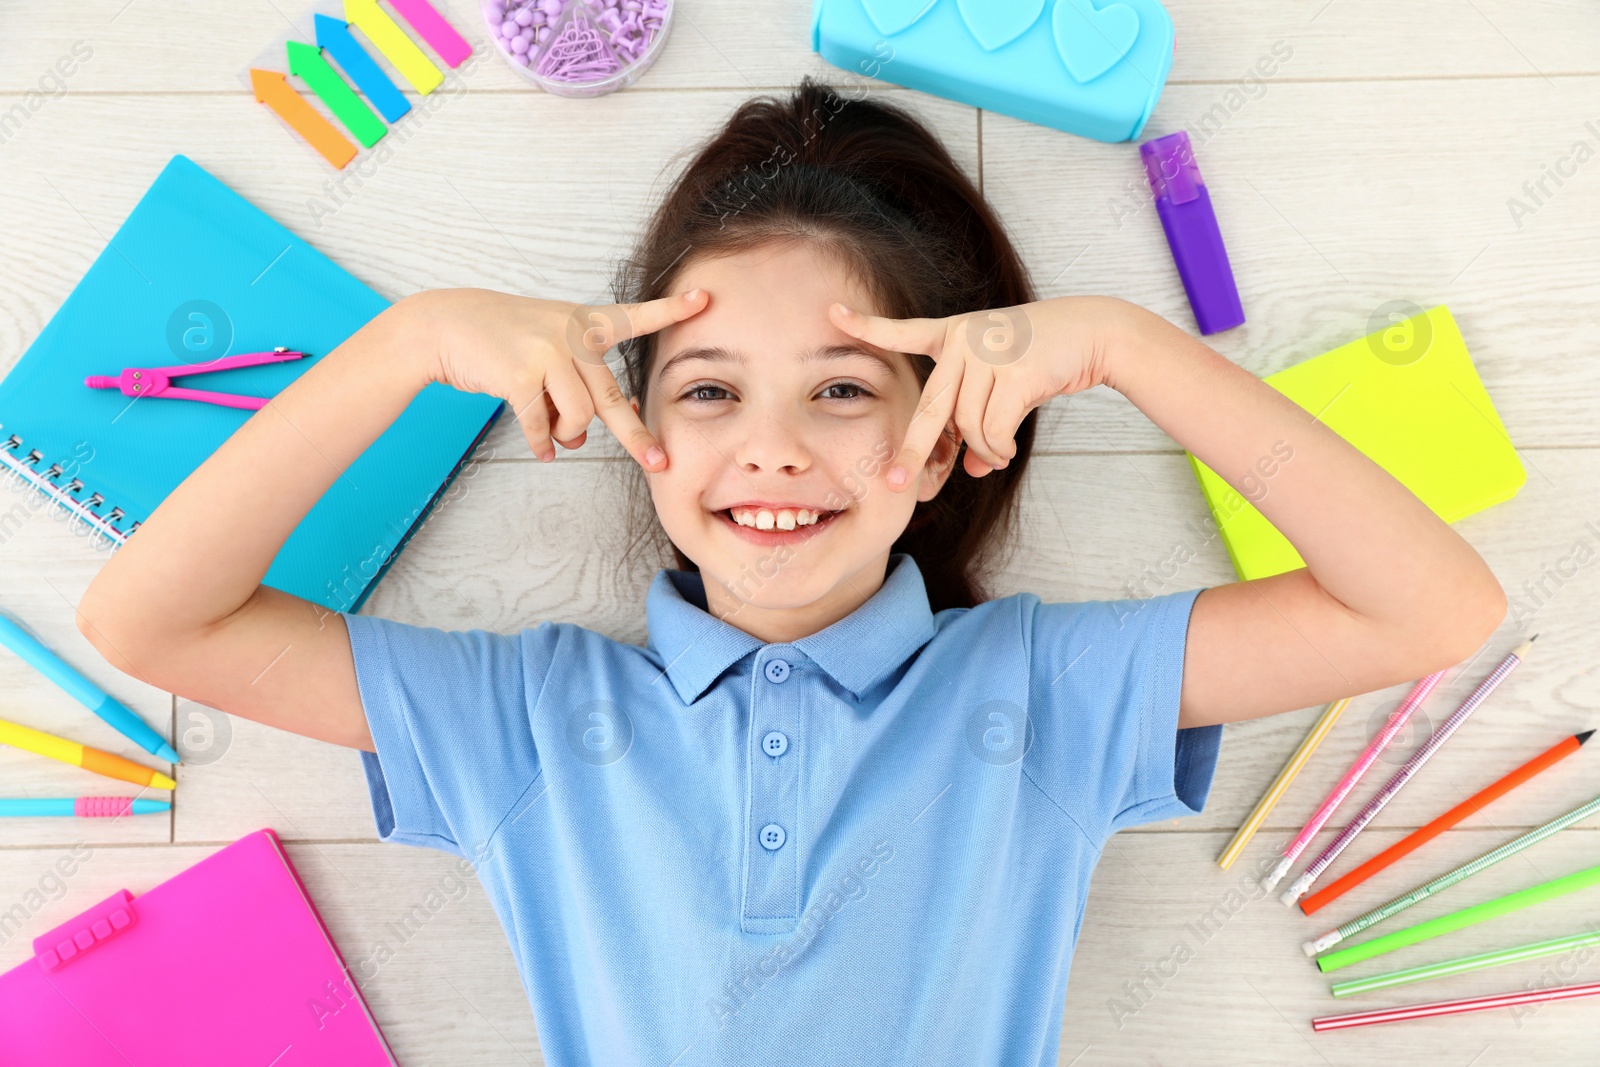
left=341, top=611, right=556, bottom=859
left=1025, top=586, right=1222, bottom=840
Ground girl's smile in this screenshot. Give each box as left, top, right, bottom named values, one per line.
left=713, top=501, right=846, bottom=547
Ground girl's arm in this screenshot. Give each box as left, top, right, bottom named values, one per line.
left=75, top=288, right=702, bottom=751
left=1100, top=303, right=1508, bottom=729
left=832, top=295, right=1507, bottom=729
left=75, top=297, right=437, bottom=750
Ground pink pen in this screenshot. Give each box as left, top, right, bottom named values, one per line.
left=85, top=347, right=308, bottom=411
left=1261, top=670, right=1447, bottom=893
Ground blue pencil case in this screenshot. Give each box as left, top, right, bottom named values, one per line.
left=811, top=0, right=1174, bottom=143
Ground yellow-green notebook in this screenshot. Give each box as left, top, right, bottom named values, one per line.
left=1188, top=304, right=1525, bottom=581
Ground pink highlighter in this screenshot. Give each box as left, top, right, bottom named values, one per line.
left=1140, top=130, right=1245, bottom=336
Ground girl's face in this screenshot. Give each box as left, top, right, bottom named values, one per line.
left=637, top=239, right=958, bottom=642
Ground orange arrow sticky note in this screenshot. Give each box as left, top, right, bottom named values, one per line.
left=250, top=68, right=357, bottom=169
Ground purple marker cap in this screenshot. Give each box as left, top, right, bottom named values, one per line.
left=1139, top=131, right=1245, bottom=335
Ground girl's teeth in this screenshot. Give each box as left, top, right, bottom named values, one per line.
left=729, top=507, right=830, bottom=529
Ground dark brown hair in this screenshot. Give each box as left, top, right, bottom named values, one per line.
left=611, top=76, right=1038, bottom=613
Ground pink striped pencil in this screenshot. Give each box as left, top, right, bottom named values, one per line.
left=1280, top=638, right=1536, bottom=906
left=1261, top=671, right=1446, bottom=892
left=1312, top=979, right=1600, bottom=1032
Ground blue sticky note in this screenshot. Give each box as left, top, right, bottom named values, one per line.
left=315, top=14, right=412, bottom=124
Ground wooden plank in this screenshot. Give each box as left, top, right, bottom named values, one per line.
left=0, top=1, right=1596, bottom=95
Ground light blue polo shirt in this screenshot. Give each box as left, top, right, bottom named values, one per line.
left=343, top=552, right=1221, bottom=1066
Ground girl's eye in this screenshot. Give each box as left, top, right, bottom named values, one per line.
left=681, top=383, right=732, bottom=403
left=820, top=381, right=873, bottom=401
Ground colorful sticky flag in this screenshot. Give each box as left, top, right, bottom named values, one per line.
left=286, top=41, right=387, bottom=148
left=390, top=0, right=472, bottom=67
left=314, top=13, right=412, bottom=123
left=250, top=68, right=357, bottom=168
left=343, top=0, right=444, bottom=93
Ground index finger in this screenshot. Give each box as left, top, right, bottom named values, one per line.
left=889, top=348, right=965, bottom=490
left=565, top=288, right=710, bottom=365
left=574, top=357, right=668, bottom=473
left=827, top=302, right=946, bottom=358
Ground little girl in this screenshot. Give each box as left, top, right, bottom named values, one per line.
left=78, top=78, right=1504, bottom=1064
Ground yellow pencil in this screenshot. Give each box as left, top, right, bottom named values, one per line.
left=1217, top=698, right=1350, bottom=869
left=0, top=716, right=175, bottom=791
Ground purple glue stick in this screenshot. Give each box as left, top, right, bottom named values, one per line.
left=1139, top=131, right=1245, bottom=335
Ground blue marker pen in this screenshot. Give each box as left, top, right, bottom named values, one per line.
left=0, top=611, right=180, bottom=764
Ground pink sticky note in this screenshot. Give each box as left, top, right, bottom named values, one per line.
left=388, top=0, right=472, bottom=67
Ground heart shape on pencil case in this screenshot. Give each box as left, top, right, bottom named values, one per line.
left=1053, top=0, right=1141, bottom=82
left=859, top=0, right=939, bottom=36
left=955, top=0, right=1047, bottom=50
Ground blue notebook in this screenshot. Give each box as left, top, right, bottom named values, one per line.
left=0, top=154, right=502, bottom=613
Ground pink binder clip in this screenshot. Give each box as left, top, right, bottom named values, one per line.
left=84, top=347, right=308, bottom=411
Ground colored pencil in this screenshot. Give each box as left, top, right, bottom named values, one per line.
left=1301, top=729, right=1591, bottom=915
left=1314, top=860, right=1600, bottom=973
left=1330, top=925, right=1600, bottom=997
left=1217, top=699, right=1352, bottom=869
left=1313, top=979, right=1600, bottom=1031
left=1305, top=789, right=1600, bottom=956
left=0, top=716, right=176, bottom=790
left=1261, top=671, right=1446, bottom=892
left=1281, top=640, right=1536, bottom=905
left=0, top=797, right=170, bottom=817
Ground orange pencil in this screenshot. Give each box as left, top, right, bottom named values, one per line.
left=1300, top=729, right=1591, bottom=915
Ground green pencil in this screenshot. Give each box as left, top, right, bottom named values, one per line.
left=1331, top=925, right=1600, bottom=996
left=1316, top=860, right=1600, bottom=972
left=1304, top=790, right=1600, bottom=957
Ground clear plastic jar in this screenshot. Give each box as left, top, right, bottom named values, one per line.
left=481, top=0, right=673, bottom=97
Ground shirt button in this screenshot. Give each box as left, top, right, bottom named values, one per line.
left=758, top=823, right=786, bottom=851
left=761, top=730, right=789, bottom=758
left=764, top=659, right=791, bottom=683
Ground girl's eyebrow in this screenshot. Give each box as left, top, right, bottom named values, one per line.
left=656, top=343, right=901, bottom=383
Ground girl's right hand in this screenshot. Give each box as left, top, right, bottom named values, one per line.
left=411, top=286, right=709, bottom=471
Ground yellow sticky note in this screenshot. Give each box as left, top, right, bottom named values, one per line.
left=1188, top=304, right=1526, bottom=581
left=343, top=0, right=444, bottom=94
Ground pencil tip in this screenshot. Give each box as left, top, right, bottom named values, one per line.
left=1577, top=729, right=1594, bottom=746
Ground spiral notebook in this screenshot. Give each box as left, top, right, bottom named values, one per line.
left=1188, top=304, right=1526, bottom=580
left=0, top=828, right=397, bottom=1064
left=0, top=154, right=503, bottom=613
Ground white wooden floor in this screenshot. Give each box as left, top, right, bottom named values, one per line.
left=3, top=1, right=1599, bottom=1062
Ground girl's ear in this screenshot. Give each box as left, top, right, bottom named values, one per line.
left=916, top=421, right=963, bottom=502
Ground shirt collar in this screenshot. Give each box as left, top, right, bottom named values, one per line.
left=645, top=552, right=939, bottom=705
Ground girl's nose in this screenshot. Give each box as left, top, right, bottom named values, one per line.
left=731, top=408, right=812, bottom=474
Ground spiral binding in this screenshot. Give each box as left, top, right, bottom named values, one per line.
left=0, top=428, right=139, bottom=548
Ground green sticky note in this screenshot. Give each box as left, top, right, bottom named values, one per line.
left=286, top=41, right=386, bottom=149
left=1188, top=304, right=1526, bottom=582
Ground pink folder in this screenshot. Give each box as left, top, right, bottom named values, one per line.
left=0, top=828, right=397, bottom=1064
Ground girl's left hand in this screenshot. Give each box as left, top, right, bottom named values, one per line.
left=827, top=295, right=1130, bottom=489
